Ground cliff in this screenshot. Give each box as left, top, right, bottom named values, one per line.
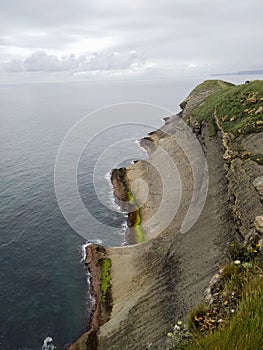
left=70, top=80, right=263, bottom=350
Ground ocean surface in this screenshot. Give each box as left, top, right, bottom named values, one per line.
left=0, top=79, right=198, bottom=350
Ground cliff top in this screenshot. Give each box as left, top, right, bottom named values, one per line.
left=191, top=80, right=263, bottom=136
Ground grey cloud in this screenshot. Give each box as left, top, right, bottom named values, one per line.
left=0, top=32, right=75, bottom=50
left=1, top=0, right=261, bottom=36
left=3, top=50, right=145, bottom=73
left=0, top=0, right=92, bottom=30
left=0, top=0, right=262, bottom=82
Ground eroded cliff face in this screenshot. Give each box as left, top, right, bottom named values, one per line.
left=70, top=80, right=263, bottom=350
left=221, top=131, right=263, bottom=239
left=185, top=80, right=263, bottom=243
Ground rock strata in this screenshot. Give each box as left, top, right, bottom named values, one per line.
left=70, top=80, right=262, bottom=350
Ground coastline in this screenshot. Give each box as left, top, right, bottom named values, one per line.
left=69, top=80, right=263, bottom=349
left=70, top=81, right=235, bottom=349
left=68, top=244, right=113, bottom=350
left=111, top=168, right=144, bottom=245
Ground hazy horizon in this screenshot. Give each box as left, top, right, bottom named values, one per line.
left=0, top=0, right=262, bottom=84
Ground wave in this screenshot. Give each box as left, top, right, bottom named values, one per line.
left=81, top=243, right=96, bottom=306
left=41, top=336, right=56, bottom=350
left=104, top=170, right=122, bottom=212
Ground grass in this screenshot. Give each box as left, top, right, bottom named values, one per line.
left=188, top=80, right=234, bottom=96
left=184, top=238, right=263, bottom=350
left=166, top=236, right=263, bottom=350
left=192, top=80, right=263, bottom=137
left=100, top=258, right=111, bottom=303
left=187, top=273, right=263, bottom=350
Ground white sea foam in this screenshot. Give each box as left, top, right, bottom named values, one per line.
left=134, top=139, right=148, bottom=157
left=120, top=221, right=128, bottom=232
left=119, top=221, right=128, bottom=246
left=85, top=269, right=96, bottom=306
left=81, top=239, right=103, bottom=264
left=104, top=171, right=111, bottom=182
left=81, top=242, right=90, bottom=262
left=81, top=242, right=96, bottom=307
left=41, top=337, right=56, bottom=350
left=104, top=170, right=122, bottom=212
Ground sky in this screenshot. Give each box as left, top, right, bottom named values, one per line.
left=0, top=0, right=262, bottom=83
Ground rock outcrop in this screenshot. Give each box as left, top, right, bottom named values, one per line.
left=68, top=245, right=112, bottom=350
left=70, top=80, right=263, bottom=350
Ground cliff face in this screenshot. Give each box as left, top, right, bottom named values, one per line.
left=186, top=80, right=263, bottom=241
left=71, top=80, right=263, bottom=350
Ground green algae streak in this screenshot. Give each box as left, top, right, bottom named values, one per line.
left=127, top=191, right=145, bottom=243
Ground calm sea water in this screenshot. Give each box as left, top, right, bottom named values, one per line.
left=0, top=79, right=198, bottom=350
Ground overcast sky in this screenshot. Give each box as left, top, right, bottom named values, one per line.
left=0, top=0, right=262, bottom=83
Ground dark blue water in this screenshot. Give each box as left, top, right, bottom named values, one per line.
left=0, top=80, right=191, bottom=349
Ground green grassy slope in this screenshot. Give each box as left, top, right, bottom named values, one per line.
left=192, top=80, right=263, bottom=136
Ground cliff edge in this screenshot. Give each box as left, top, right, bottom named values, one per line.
left=70, top=80, right=263, bottom=350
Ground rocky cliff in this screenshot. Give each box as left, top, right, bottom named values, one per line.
left=70, top=80, right=263, bottom=350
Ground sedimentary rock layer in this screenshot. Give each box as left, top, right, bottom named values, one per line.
left=71, top=80, right=262, bottom=349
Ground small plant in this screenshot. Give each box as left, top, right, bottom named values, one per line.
left=230, top=240, right=260, bottom=262
left=187, top=304, right=218, bottom=334
left=221, top=262, right=238, bottom=279
left=167, top=320, right=192, bottom=349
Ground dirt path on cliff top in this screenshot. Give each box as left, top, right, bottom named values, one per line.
left=94, top=114, right=236, bottom=350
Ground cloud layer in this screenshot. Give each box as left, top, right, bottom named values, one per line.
left=0, top=0, right=262, bottom=82
left=4, top=50, right=144, bottom=73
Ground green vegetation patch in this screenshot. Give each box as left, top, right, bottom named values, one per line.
left=192, top=80, right=263, bottom=137
left=189, top=79, right=234, bottom=96
left=187, top=272, right=263, bottom=350
left=127, top=191, right=145, bottom=243
left=100, top=258, right=111, bottom=303
left=230, top=240, right=261, bottom=262
left=167, top=238, right=263, bottom=349
left=183, top=239, right=263, bottom=350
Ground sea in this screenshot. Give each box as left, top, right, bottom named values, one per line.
left=0, top=76, right=255, bottom=349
